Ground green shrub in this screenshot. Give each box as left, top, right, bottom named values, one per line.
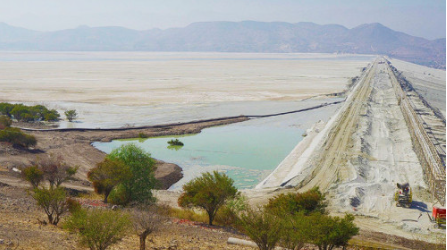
left=87, top=158, right=132, bottom=203
left=0, top=115, right=12, bottom=129
left=31, top=186, right=68, bottom=225
left=64, top=109, right=77, bottom=122
left=0, top=102, right=60, bottom=122
left=21, top=166, right=44, bottom=188
left=214, top=195, right=247, bottom=227
left=306, top=213, right=359, bottom=250
left=66, top=198, right=82, bottom=214
left=279, top=212, right=309, bottom=250
left=237, top=208, right=282, bottom=250
left=178, top=171, right=238, bottom=225
left=167, top=207, right=209, bottom=224
left=138, top=132, right=148, bottom=138
left=107, top=144, right=158, bottom=205
left=0, top=127, right=37, bottom=148
left=167, top=139, right=184, bottom=146
left=265, top=187, right=326, bottom=216
left=64, top=209, right=131, bottom=250
left=107, top=184, right=129, bottom=205
left=0, top=102, right=14, bottom=116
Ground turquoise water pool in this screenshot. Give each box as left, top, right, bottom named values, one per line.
left=93, top=116, right=305, bottom=189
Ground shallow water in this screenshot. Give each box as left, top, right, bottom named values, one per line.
left=93, top=103, right=341, bottom=189
left=94, top=117, right=303, bottom=189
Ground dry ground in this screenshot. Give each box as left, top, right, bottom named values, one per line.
left=1, top=184, right=445, bottom=250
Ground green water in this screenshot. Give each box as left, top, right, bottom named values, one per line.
left=93, top=118, right=304, bottom=189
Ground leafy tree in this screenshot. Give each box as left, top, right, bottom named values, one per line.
left=237, top=207, right=282, bottom=250
left=178, top=171, right=238, bottom=225
left=107, top=144, right=158, bottom=205
left=43, top=109, right=60, bottom=122
left=0, top=102, right=60, bottom=122
left=64, top=209, right=131, bottom=250
left=132, top=205, right=167, bottom=250
left=306, top=213, right=359, bottom=250
left=10, top=104, right=31, bottom=121
left=0, top=115, right=12, bottom=129
left=0, top=102, right=14, bottom=116
left=21, top=166, right=44, bottom=188
left=87, top=158, right=132, bottom=203
left=31, top=186, right=68, bottom=225
left=64, top=109, right=77, bottom=122
left=265, top=187, right=326, bottom=216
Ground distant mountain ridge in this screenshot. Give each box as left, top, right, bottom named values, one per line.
left=0, top=21, right=444, bottom=69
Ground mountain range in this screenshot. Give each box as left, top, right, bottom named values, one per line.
left=0, top=21, right=445, bottom=69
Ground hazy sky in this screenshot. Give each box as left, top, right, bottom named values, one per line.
left=0, top=0, right=445, bottom=40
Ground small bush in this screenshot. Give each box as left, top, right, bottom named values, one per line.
left=0, top=115, right=12, bottom=129
left=178, top=171, right=238, bottom=225
left=132, top=205, right=168, bottom=250
left=31, top=186, right=68, bottom=225
left=168, top=207, right=209, bottom=224
left=265, top=187, right=326, bottom=216
left=21, top=166, right=44, bottom=188
left=167, top=139, right=184, bottom=146
left=0, top=127, right=37, bottom=148
left=66, top=198, right=82, bottom=214
left=214, top=195, right=247, bottom=227
left=237, top=208, right=282, bottom=250
left=138, top=132, right=148, bottom=138
left=64, top=209, right=131, bottom=250
left=64, top=109, right=77, bottom=122
left=279, top=212, right=309, bottom=250
left=306, top=213, right=359, bottom=250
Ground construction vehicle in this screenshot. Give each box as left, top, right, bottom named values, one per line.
left=428, top=206, right=446, bottom=228
left=394, top=183, right=412, bottom=208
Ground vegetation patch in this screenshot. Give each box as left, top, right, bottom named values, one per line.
left=0, top=115, right=37, bottom=148
left=0, top=102, right=60, bottom=122
left=167, top=138, right=184, bottom=146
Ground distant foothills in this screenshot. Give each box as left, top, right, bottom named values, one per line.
left=0, top=21, right=445, bottom=69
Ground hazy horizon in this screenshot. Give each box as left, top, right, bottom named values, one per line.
left=0, top=0, right=445, bottom=40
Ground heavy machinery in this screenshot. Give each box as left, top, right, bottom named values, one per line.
left=394, top=183, right=412, bottom=208
left=428, top=206, right=446, bottom=228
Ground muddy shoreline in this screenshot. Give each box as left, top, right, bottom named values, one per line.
left=0, top=116, right=249, bottom=190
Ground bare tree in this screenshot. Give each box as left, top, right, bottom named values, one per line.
left=131, top=205, right=167, bottom=250
left=38, top=154, right=78, bottom=188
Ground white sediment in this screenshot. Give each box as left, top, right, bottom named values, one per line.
left=256, top=60, right=374, bottom=189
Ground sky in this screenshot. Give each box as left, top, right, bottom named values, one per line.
left=0, top=0, right=445, bottom=40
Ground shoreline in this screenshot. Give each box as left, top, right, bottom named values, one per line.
left=0, top=116, right=249, bottom=190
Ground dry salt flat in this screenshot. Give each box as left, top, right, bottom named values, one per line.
left=0, top=52, right=372, bottom=128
